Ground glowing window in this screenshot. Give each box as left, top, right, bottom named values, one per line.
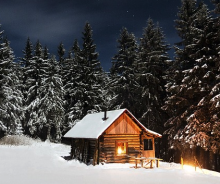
left=116, top=141, right=128, bottom=156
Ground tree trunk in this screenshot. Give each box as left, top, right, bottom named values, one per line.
left=47, top=125, right=51, bottom=141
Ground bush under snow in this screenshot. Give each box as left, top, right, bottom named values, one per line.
left=0, top=135, right=40, bottom=146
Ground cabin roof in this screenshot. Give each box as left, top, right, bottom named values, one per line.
left=64, top=109, right=162, bottom=139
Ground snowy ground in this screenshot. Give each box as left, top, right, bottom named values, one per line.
left=0, top=140, right=220, bottom=184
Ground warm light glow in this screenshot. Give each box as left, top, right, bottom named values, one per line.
left=116, top=141, right=127, bottom=155
left=182, top=163, right=220, bottom=176
left=118, top=147, right=122, bottom=154
left=183, top=164, right=195, bottom=172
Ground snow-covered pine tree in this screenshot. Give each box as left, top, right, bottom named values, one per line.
left=20, top=37, right=34, bottom=134
left=81, top=22, right=101, bottom=71
left=37, top=55, right=65, bottom=142
left=62, top=39, right=80, bottom=128
left=212, top=0, right=220, bottom=15
left=174, top=0, right=197, bottom=70
left=0, top=30, right=23, bottom=136
left=57, top=42, right=65, bottom=86
left=137, top=18, right=170, bottom=133
left=69, top=22, right=104, bottom=120
left=82, top=22, right=105, bottom=112
left=209, top=2, right=220, bottom=158
left=163, top=0, right=216, bottom=145
left=212, top=0, right=220, bottom=57
left=177, top=2, right=213, bottom=63
left=43, top=46, right=49, bottom=60
left=163, top=0, right=203, bottom=117
left=21, top=37, right=33, bottom=67
left=23, top=40, right=47, bottom=137
left=163, top=0, right=220, bottom=169
left=109, top=27, right=139, bottom=114
left=22, top=39, right=65, bottom=141
left=57, top=42, right=65, bottom=64
left=207, top=71, right=220, bottom=154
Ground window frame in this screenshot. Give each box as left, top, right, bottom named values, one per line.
left=143, top=138, right=153, bottom=151
left=115, top=140, right=128, bottom=156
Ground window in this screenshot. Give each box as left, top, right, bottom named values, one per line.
left=144, top=139, right=153, bottom=150
left=116, top=140, right=128, bottom=156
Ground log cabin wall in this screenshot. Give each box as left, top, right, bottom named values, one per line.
left=141, top=137, right=155, bottom=158
left=71, top=138, right=97, bottom=164
left=105, top=112, right=141, bottom=134
left=99, top=112, right=144, bottom=163
left=141, top=133, right=155, bottom=158
left=99, top=134, right=141, bottom=163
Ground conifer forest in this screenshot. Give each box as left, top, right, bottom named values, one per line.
left=1, top=0, right=220, bottom=171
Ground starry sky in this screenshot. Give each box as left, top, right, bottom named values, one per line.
left=0, top=0, right=214, bottom=71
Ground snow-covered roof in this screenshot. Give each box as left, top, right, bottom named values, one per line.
left=64, top=109, right=162, bottom=139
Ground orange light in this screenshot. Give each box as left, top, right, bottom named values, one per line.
left=118, top=147, right=122, bottom=154
left=183, top=164, right=195, bottom=172
left=116, top=142, right=127, bottom=155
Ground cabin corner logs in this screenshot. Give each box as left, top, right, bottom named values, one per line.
left=70, top=112, right=158, bottom=165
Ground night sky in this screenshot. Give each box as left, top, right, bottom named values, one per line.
left=0, top=0, right=214, bottom=71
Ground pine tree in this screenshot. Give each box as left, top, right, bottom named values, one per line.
left=43, top=46, right=49, bottom=60
left=21, top=37, right=33, bottom=67
left=22, top=40, right=65, bottom=141
left=212, top=0, right=220, bottom=57
left=212, top=0, right=220, bottom=14
left=109, top=27, right=139, bottom=113
left=209, top=2, right=220, bottom=154
left=20, top=38, right=34, bottom=133
left=81, top=22, right=100, bottom=71
left=174, top=0, right=197, bottom=69
left=57, top=42, right=65, bottom=64
left=57, top=42, right=65, bottom=82
left=23, top=40, right=45, bottom=136
left=37, top=55, right=65, bottom=142
left=163, top=0, right=220, bottom=161
left=63, top=39, right=80, bottom=127
left=0, top=30, right=23, bottom=136
left=69, top=22, right=104, bottom=120
left=186, top=0, right=220, bottom=154
left=137, top=18, right=170, bottom=132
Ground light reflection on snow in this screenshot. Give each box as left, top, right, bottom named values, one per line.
left=183, top=164, right=196, bottom=172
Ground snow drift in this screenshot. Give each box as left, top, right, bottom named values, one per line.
left=0, top=137, right=219, bottom=184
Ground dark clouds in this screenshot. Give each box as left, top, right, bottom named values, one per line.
left=0, top=0, right=214, bottom=70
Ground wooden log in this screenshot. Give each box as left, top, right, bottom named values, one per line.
left=99, top=133, right=143, bottom=164
left=93, top=140, right=98, bottom=166
left=81, top=139, right=85, bottom=161
left=103, top=137, right=137, bottom=139
left=104, top=134, right=140, bottom=137
left=181, top=157, right=183, bottom=169
left=82, top=140, right=89, bottom=163
left=156, top=160, right=159, bottom=168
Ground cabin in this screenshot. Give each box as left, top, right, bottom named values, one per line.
left=64, top=109, right=162, bottom=165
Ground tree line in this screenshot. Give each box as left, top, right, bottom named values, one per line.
left=0, top=0, right=220, bottom=171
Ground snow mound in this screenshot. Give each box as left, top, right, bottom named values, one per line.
left=0, top=135, right=40, bottom=146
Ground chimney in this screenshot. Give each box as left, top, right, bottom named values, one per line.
left=103, top=110, right=108, bottom=121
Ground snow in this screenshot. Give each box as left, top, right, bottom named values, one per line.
left=198, top=97, right=205, bottom=106
left=64, top=109, right=161, bottom=139
left=203, top=71, right=211, bottom=79
left=182, top=76, right=190, bottom=83
left=64, top=109, right=124, bottom=139
left=0, top=140, right=220, bottom=184
left=211, top=94, right=220, bottom=102
left=187, top=114, right=195, bottom=122
left=201, top=64, right=208, bottom=68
